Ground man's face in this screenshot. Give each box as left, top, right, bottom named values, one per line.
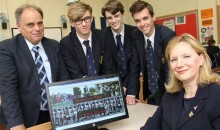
left=133, top=8, right=155, bottom=37
left=17, top=8, right=44, bottom=45
left=70, top=11, right=92, bottom=39
left=105, top=11, right=124, bottom=32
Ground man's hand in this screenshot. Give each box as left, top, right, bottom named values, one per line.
left=11, top=124, right=26, bottom=130
left=126, top=96, right=140, bottom=105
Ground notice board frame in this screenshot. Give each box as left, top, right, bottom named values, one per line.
left=11, top=27, right=62, bottom=42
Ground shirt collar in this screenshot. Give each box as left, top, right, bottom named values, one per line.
left=25, top=39, right=43, bottom=51
left=112, top=24, right=125, bottom=39
left=144, top=29, right=155, bottom=43
left=77, top=32, right=92, bottom=44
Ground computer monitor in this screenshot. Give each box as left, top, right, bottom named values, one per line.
left=45, top=74, right=129, bottom=130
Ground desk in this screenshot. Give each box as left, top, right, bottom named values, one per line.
left=101, top=103, right=157, bottom=130
left=27, top=103, right=157, bottom=130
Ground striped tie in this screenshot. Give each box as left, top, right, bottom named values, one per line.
left=83, top=40, right=97, bottom=76
left=116, top=34, right=127, bottom=77
left=146, top=39, right=158, bottom=93
left=32, top=46, right=49, bottom=109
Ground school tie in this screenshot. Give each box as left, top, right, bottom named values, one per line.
left=83, top=40, right=97, bottom=76
left=32, top=46, right=49, bottom=109
left=146, top=39, right=158, bottom=93
left=116, top=34, right=127, bottom=77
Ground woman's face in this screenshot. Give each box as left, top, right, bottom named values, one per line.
left=169, top=42, right=204, bottom=84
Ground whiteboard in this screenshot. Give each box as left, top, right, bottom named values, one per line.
left=11, top=27, right=62, bottom=42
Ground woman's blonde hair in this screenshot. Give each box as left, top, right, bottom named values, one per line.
left=165, top=33, right=220, bottom=93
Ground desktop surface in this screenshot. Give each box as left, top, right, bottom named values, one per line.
left=101, top=103, right=157, bottom=130
left=27, top=103, right=157, bottom=130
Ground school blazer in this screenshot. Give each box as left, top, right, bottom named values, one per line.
left=141, top=83, right=220, bottom=130
left=104, top=24, right=136, bottom=87
left=60, top=29, right=112, bottom=79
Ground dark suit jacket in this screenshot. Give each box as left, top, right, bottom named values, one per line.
left=0, top=34, right=68, bottom=128
left=60, top=29, right=112, bottom=79
left=104, top=24, right=136, bottom=88
left=206, top=46, right=220, bottom=62
left=141, top=83, right=220, bottom=130
left=128, top=23, right=175, bottom=102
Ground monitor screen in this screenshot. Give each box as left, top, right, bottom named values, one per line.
left=45, top=74, right=129, bottom=130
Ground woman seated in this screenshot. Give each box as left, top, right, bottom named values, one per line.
left=141, top=33, right=220, bottom=130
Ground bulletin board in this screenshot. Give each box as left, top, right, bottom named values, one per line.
left=155, top=12, right=198, bottom=39
left=11, top=27, right=62, bottom=42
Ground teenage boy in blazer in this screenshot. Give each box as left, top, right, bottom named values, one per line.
left=101, top=0, right=136, bottom=94
left=127, top=1, right=175, bottom=105
left=60, top=2, right=112, bottom=79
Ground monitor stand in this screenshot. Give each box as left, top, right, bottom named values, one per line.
left=84, top=126, right=109, bottom=130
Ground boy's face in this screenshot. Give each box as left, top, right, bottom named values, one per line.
left=133, top=7, right=155, bottom=37
left=70, top=10, right=92, bottom=38
left=105, top=11, right=124, bottom=33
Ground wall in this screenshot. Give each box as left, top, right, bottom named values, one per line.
left=127, top=0, right=219, bottom=44
left=125, top=0, right=198, bottom=26
left=197, top=0, right=218, bottom=44
left=0, top=0, right=220, bottom=43
left=0, top=0, right=67, bottom=41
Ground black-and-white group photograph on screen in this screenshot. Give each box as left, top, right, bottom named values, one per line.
left=46, top=76, right=127, bottom=130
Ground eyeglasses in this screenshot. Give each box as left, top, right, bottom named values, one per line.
left=73, top=16, right=92, bottom=25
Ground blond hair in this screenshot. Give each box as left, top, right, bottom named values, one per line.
left=165, top=33, right=220, bottom=93
left=67, top=1, right=92, bottom=21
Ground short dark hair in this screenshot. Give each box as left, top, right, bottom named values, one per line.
left=207, top=39, right=216, bottom=46
left=129, top=0, right=154, bottom=17
left=15, top=4, right=43, bottom=23
left=101, top=0, right=124, bottom=18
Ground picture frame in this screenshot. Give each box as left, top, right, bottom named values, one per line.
left=175, top=15, right=186, bottom=25
left=11, top=27, right=62, bottom=42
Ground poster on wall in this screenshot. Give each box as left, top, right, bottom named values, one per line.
left=163, top=19, right=175, bottom=31
left=200, top=26, right=213, bottom=45
left=201, top=8, right=213, bottom=19
left=175, top=16, right=186, bottom=25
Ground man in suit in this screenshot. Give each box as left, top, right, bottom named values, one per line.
left=126, top=1, right=176, bottom=105
left=206, top=39, right=220, bottom=68
left=0, top=4, right=68, bottom=129
left=60, top=1, right=112, bottom=79
left=101, top=0, right=136, bottom=95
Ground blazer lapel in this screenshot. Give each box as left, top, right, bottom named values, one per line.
left=177, top=87, right=207, bottom=129
left=124, top=25, right=131, bottom=64
left=170, top=92, right=184, bottom=130
left=136, top=31, right=146, bottom=72
left=70, top=32, right=87, bottom=75
left=91, top=31, right=101, bottom=72
left=108, top=29, right=118, bottom=63
left=17, top=34, right=39, bottom=84
left=153, top=25, right=163, bottom=70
